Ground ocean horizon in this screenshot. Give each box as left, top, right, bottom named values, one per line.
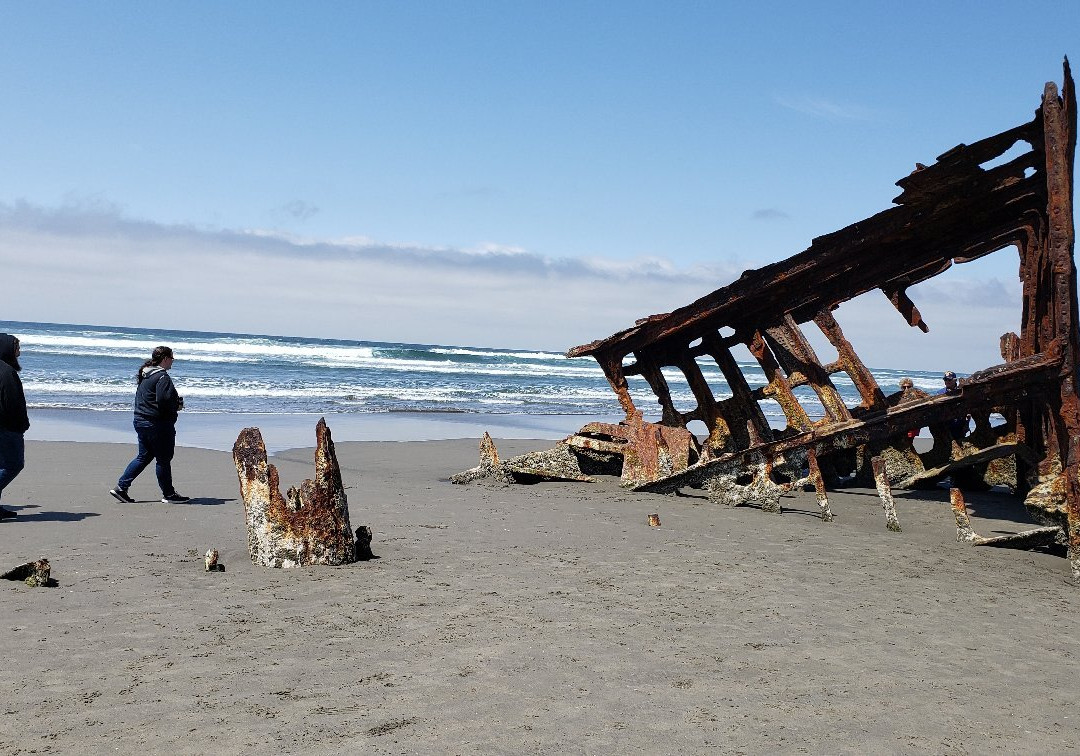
left=5, top=319, right=952, bottom=451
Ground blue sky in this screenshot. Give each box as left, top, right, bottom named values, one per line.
left=0, top=2, right=1076, bottom=371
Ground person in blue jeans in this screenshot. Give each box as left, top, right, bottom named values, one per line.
left=109, top=346, right=190, bottom=504
left=0, top=333, right=29, bottom=520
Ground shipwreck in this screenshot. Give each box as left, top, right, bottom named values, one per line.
left=454, top=62, right=1078, bottom=576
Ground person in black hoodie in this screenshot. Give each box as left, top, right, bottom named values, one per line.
left=0, top=333, right=29, bottom=519
left=109, top=346, right=190, bottom=504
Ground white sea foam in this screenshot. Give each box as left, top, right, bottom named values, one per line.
left=9, top=320, right=935, bottom=419
left=23, top=380, right=131, bottom=395
left=430, top=347, right=570, bottom=361
left=22, top=333, right=377, bottom=364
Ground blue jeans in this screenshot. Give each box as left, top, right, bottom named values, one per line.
left=0, top=428, right=25, bottom=504
left=118, top=420, right=176, bottom=496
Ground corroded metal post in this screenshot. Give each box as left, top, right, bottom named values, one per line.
left=807, top=449, right=834, bottom=522
left=233, top=418, right=355, bottom=568
left=872, top=456, right=902, bottom=532
left=951, top=488, right=977, bottom=542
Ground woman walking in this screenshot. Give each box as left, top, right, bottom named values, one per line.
left=0, top=333, right=29, bottom=519
left=109, top=346, right=190, bottom=504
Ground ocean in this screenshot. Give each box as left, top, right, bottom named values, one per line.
left=3, top=319, right=950, bottom=450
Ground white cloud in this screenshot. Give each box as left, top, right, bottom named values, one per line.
left=0, top=200, right=1026, bottom=371
left=0, top=202, right=739, bottom=352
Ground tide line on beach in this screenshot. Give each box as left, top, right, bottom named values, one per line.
left=25, top=408, right=623, bottom=452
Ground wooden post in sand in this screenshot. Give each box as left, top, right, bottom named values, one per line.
left=233, top=418, right=356, bottom=568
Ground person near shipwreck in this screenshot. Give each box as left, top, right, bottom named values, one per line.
left=890, top=377, right=925, bottom=440
left=109, top=346, right=190, bottom=504
left=938, top=370, right=969, bottom=441
left=0, top=333, right=29, bottom=520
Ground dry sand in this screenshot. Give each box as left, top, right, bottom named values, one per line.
left=2, top=435, right=1079, bottom=754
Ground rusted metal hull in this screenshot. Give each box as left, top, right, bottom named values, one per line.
left=555, top=63, right=1076, bottom=574
left=450, top=63, right=1078, bottom=574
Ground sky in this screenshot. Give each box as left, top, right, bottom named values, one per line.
left=0, top=1, right=1076, bottom=372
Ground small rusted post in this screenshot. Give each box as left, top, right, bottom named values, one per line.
left=871, top=456, right=902, bottom=532
left=806, top=449, right=833, bottom=522
left=951, top=488, right=977, bottom=542
left=233, top=418, right=356, bottom=568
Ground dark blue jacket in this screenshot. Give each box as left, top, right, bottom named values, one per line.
left=134, top=366, right=181, bottom=423
left=0, top=333, right=29, bottom=433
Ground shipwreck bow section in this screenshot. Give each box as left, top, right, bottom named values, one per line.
left=549, top=64, right=1076, bottom=569
left=233, top=418, right=356, bottom=568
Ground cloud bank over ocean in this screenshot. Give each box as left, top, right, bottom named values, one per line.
left=1, top=200, right=1020, bottom=372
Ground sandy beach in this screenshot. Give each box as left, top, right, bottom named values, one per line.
left=2, top=430, right=1079, bottom=754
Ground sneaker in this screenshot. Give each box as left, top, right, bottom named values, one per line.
left=0, top=507, right=16, bottom=519
left=161, top=493, right=191, bottom=503
left=109, top=488, right=135, bottom=503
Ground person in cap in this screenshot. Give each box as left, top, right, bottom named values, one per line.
left=887, top=377, right=927, bottom=439
left=938, top=370, right=967, bottom=440
left=941, top=371, right=960, bottom=393
left=0, top=333, right=30, bottom=519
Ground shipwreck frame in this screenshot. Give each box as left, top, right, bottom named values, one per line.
left=459, top=62, right=1079, bottom=576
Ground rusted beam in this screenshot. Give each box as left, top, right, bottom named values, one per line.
left=1042, top=61, right=1080, bottom=578
left=814, top=309, right=888, bottom=413
left=881, top=284, right=930, bottom=333
left=748, top=330, right=813, bottom=432
left=950, top=487, right=1061, bottom=549
left=705, top=334, right=773, bottom=450
left=871, top=456, right=902, bottom=532
left=807, top=448, right=833, bottom=522
left=764, top=315, right=851, bottom=423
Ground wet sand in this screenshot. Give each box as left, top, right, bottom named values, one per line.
left=2, top=435, right=1078, bottom=754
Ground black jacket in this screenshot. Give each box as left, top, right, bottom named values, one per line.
left=0, top=333, right=29, bottom=433
left=134, top=366, right=181, bottom=423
